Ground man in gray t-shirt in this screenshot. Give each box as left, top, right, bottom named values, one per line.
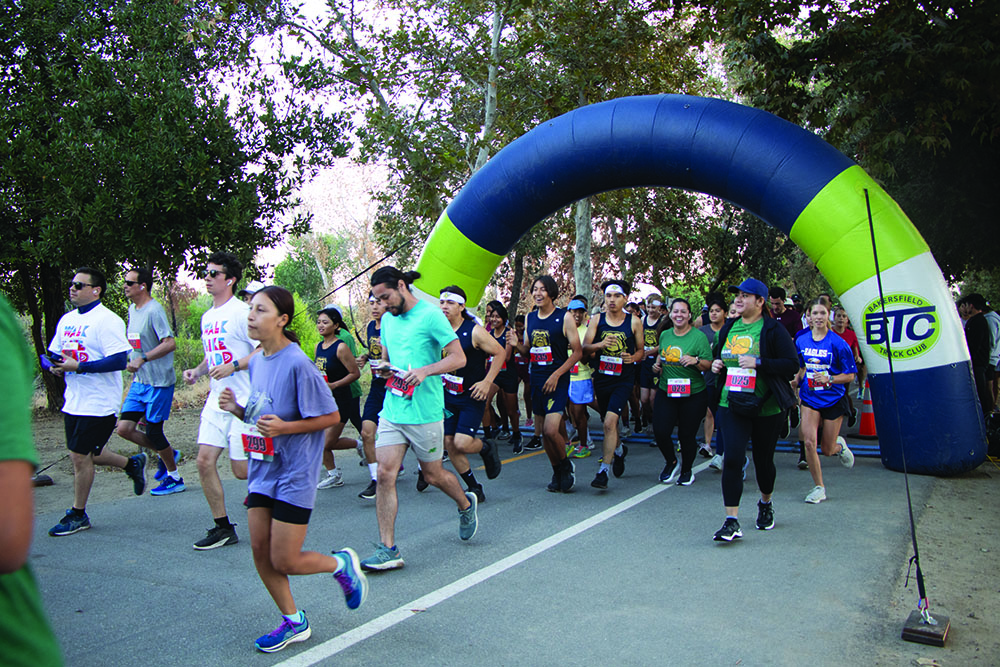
left=115, top=268, right=185, bottom=495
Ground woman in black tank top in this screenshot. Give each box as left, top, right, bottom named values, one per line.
left=315, top=307, right=362, bottom=489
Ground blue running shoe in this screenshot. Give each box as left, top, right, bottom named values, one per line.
left=150, top=476, right=186, bottom=496
left=127, top=452, right=147, bottom=495
left=459, top=491, right=478, bottom=541
left=49, top=509, right=90, bottom=537
left=254, top=613, right=311, bottom=653
left=333, top=548, right=369, bottom=610
left=361, top=542, right=404, bottom=571
left=154, top=450, right=181, bottom=482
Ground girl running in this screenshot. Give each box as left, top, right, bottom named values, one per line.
left=832, top=305, right=864, bottom=425
left=314, top=306, right=362, bottom=489
left=488, top=303, right=522, bottom=449
left=794, top=300, right=857, bottom=504
left=218, top=286, right=366, bottom=653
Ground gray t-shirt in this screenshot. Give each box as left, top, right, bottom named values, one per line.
left=127, top=299, right=175, bottom=388
left=699, top=323, right=720, bottom=387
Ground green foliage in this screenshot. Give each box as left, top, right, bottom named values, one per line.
left=290, top=292, right=321, bottom=359
left=273, top=233, right=351, bottom=305
left=183, top=294, right=214, bottom=339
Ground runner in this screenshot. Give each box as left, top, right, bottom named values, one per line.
left=439, top=286, right=505, bottom=502
left=361, top=267, right=479, bottom=571
left=699, top=295, right=727, bottom=468
left=514, top=275, right=583, bottom=492
left=831, top=305, right=863, bottom=426
left=355, top=292, right=386, bottom=499
left=315, top=306, right=362, bottom=490
left=115, top=267, right=184, bottom=496
left=182, top=252, right=259, bottom=550
left=566, top=296, right=595, bottom=458
left=46, top=267, right=147, bottom=537
left=511, top=314, right=537, bottom=453
left=638, top=294, right=665, bottom=433
left=487, top=303, right=522, bottom=451
left=583, top=279, right=642, bottom=490
left=794, top=299, right=857, bottom=504
left=217, top=286, right=367, bottom=653
left=710, top=278, right=798, bottom=542
left=651, top=298, right=713, bottom=486
left=480, top=300, right=507, bottom=440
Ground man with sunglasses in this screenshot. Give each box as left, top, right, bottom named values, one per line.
left=47, top=267, right=147, bottom=537
left=115, top=267, right=183, bottom=495
left=183, top=252, right=259, bottom=550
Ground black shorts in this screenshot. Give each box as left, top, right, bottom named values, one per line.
left=803, top=395, right=851, bottom=421
left=444, top=393, right=486, bottom=437
left=493, top=368, right=519, bottom=394
left=245, top=492, right=311, bottom=525
left=64, top=413, right=117, bottom=456
left=335, top=394, right=362, bottom=431
left=362, top=380, right=387, bottom=424
left=639, top=361, right=657, bottom=389
left=595, top=380, right=633, bottom=418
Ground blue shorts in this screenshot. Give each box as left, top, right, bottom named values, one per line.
left=444, top=393, right=486, bottom=437
left=569, top=378, right=594, bottom=405
left=362, top=380, right=387, bottom=424
left=530, top=375, right=569, bottom=416
left=121, top=382, right=174, bottom=424
left=639, top=360, right=657, bottom=389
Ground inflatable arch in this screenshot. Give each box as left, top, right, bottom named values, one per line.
left=413, top=94, right=986, bottom=475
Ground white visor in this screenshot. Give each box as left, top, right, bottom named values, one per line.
left=604, top=284, right=626, bottom=296
left=439, top=291, right=466, bottom=305
left=649, top=299, right=663, bottom=306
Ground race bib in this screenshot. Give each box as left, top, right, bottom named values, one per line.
left=62, top=340, right=81, bottom=361
left=487, top=354, right=506, bottom=370
left=443, top=373, right=464, bottom=395
left=598, top=354, right=623, bottom=376
left=530, top=346, right=553, bottom=365
left=241, top=424, right=275, bottom=462
left=128, top=334, right=142, bottom=351
left=667, top=378, right=691, bottom=397
left=370, top=359, right=382, bottom=378
left=571, top=362, right=580, bottom=375
left=806, top=371, right=831, bottom=391
left=387, top=373, right=414, bottom=399
left=725, top=367, right=757, bottom=392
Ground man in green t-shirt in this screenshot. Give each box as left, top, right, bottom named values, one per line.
left=0, top=295, right=64, bottom=666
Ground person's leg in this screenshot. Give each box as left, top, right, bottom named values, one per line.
left=69, top=451, right=96, bottom=511
left=678, top=391, right=709, bottom=475
left=420, top=457, right=473, bottom=507
left=197, top=444, right=227, bottom=518
left=321, top=422, right=347, bottom=471
left=600, top=411, right=619, bottom=467
left=718, top=407, right=752, bottom=516
left=702, top=406, right=715, bottom=453
left=652, top=389, right=678, bottom=465
left=541, top=410, right=566, bottom=463
left=819, top=416, right=846, bottom=456
left=801, top=406, right=825, bottom=489
left=374, top=443, right=407, bottom=547
left=248, top=506, right=295, bottom=615
left=750, top=412, right=782, bottom=502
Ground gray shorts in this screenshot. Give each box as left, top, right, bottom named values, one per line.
left=376, top=419, right=445, bottom=462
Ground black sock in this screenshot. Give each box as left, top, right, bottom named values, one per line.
left=71, top=507, right=86, bottom=517
left=460, top=469, right=478, bottom=488
left=214, top=516, right=232, bottom=530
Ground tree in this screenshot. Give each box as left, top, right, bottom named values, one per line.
left=0, top=0, right=346, bottom=408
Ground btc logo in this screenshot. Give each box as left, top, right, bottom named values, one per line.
left=862, top=293, right=939, bottom=360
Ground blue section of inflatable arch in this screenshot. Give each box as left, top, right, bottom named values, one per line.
left=448, top=94, right=854, bottom=254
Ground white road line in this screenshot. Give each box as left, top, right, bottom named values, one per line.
left=277, top=460, right=712, bottom=666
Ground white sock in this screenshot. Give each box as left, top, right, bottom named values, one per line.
left=168, top=470, right=181, bottom=481
left=283, top=610, right=304, bottom=624
left=368, top=462, right=378, bottom=481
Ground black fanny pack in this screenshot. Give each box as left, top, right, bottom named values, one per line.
left=728, top=385, right=772, bottom=418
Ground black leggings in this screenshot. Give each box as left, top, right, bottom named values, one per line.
left=653, top=387, right=709, bottom=474
left=717, top=406, right=782, bottom=507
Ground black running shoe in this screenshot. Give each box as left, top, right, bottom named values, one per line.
left=789, top=406, right=800, bottom=428
left=480, top=439, right=502, bottom=479
left=612, top=445, right=628, bottom=478
left=193, top=524, right=238, bottom=550
left=416, top=470, right=429, bottom=492
left=525, top=435, right=543, bottom=451
left=756, top=500, right=775, bottom=530
left=713, top=518, right=743, bottom=542
left=847, top=408, right=858, bottom=428
left=547, top=468, right=560, bottom=492
left=468, top=483, right=486, bottom=503
left=510, top=431, right=523, bottom=454
left=778, top=413, right=790, bottom=439
left=591, top=470, right=608, bottom=489
left=358, top=479, right=377, bottom=500
left=126, top=453, right=148, bottom=496
left=559, top=459, right=575, bottom=492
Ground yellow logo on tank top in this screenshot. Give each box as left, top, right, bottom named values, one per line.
left=531, top=329, right=551, bottom=348
left=600, top=331, right=627, bottom=358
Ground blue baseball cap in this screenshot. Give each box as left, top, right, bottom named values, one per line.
left=728, top=278, right=769, bottom=300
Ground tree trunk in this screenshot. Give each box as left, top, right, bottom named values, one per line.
left=573, top=197, right=593, bottom=301
left=507, top=246, right=524, bottom=319
left=473, top=5, right=503, bottom=173
left=18, top=263, right=66, bottom=411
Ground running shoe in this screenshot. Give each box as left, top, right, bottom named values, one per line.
left=559, top=458, right=575, bottom=492
left=837, top=437, right=855, bottom=468
left=709, top=454, right=723, bottom=470
left=416, top=470, right=429, bottom=492
left=255, top=614, right=311, bottom=653
left=361, top=542, right=404, bottom=571
left=332, top=548, right=369, bottom=609
left=847, top=408, right=858, bottom=428
left=568, top=443, right=591, bottom=458
left=805, top=485, right=827, bottom=504
left=612, top=445, right=628, bottom=478
left=756, top=500, right=775, bottom=530
left=698, top=445, right=713, bottom=458
left=857, top=386, right=865, bottom=401
left=498, top=428, right=511, bottom=440
left=778, top=414, right=790, bottom=439
left=126, top=452, right=147, bottom=496
left=150, top=476, right=186, bottom=496
left=356, top=439, right=367, bottom=466
left=677, top=470, right=694, bottom=486
left=48, top=509, right=90, bottom=537
left=742, top=456, right=750, bottom=480
left=660, top=460, right=681, bottom=484
left=798, top=442, right=809, bottom=470
left=525, top=418, right=534, bottom=428
left=790, top=406, right=800, bottom=428
left=459, top=491, right=478, bottom=541
left=510, top=431, right=523, bottom=453
left=154, top=449, right=181, bottom=482
left=468, top=483, right=486, bottom=503
left=713, top=518, right=743, bottom=542
left=480, top=439, right=502, bottom=479
left=591, top=469, right=609, bottom=489
left=358, top=479, right=377, bottom=500
left=547, top=468, right=560, bottom=493
left=317, top=468, right=344, bottom=489
left=524, top=435, right=543, bottom=451
left=193, top=524, right=238, bottom=550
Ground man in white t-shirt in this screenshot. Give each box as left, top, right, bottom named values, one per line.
left=46, top=267, right=149, bottom=537
left=183, top=252, right=259, bottom=550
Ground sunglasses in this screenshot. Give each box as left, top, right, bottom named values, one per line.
left=202, top=269, right=226, bottom=278
left=69, top=282, right=95, bottom=290
left=124, top=280, right=139, bottom=286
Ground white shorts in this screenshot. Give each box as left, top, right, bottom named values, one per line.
left=198, top=407, right=247, bottom=461
left=376, top=419, right=445, bottom=463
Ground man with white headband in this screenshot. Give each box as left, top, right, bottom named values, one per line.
left=638, top=294, right=666, bottom=433
left=582, top=279, right=643, bottom=490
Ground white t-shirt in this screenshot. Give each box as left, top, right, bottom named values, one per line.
left=200, top=296, right=257, bottom=413
left=48, top=303, right=132, bottom=416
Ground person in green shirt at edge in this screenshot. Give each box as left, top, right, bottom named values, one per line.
left=651, top=298, right=713, bottom=487
left=709, top=278, right=798, bottom=544
left=0, top=295, right=64, bottom=666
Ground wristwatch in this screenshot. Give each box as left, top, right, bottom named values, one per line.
left=232, top=360, right=240, bottom=371
left=140, top=351, right=148, bottom=361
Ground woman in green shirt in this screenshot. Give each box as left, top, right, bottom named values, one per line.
left=651, top=298, right=712, bottom=486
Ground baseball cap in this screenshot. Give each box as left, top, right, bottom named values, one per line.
left=238, top=280, right=266, bottom=298
left=728, top=278, right=769, bottom=300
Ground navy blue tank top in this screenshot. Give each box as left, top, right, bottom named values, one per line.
left=365, top=319, right=386, bottom=387
left=490, top=325, right=514, bottom=382
left=526, top=307, right=569, bottom=383
left=592, top=311, right=637, bottom=387
left=315, top=338, right=353, bottom=402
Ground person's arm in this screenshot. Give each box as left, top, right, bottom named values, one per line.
left=0, top=459, right=34, bottom=573
left=218, top=387, right=246, bottom=421
left=543, top=315, right=583, bottom=393
left=582, top=317, right=607, bottom=355
left=184, top=356, right=209, bottom=384
left=623, top=315, right=644, bottom=364
left=208, top=346, right=260, bottom=381
left=328, top=342, right=362, bottom=391
left=756, top=322, right=800, bottom=378
left=127, top=337, right=176, bottom=373
left=60, top=350, right=128, bottom=374
left=256, top=412, right=340, bottom=438
left=471, top=325, right=506, bottom=400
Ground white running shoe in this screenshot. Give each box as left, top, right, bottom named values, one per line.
left=805, top=485, right=827, bottom=503
left=837, top=437, right=855, bottom=468
left=709, top=454, right=723, bottom=470
left=317, top=468, right=344, bottom=489
left=663, top=460, right=682, bottom=484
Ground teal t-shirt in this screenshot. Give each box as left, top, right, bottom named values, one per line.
left=379, top=299, right=458, bottom=424
left=657, top=327, right=712, bottom=395
left=0, top=296, right=64, bottom=667
left=718, top=317, right=781, bottom=416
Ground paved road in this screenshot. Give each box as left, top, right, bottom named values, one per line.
left=33, top=429, right=934, bottom=666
